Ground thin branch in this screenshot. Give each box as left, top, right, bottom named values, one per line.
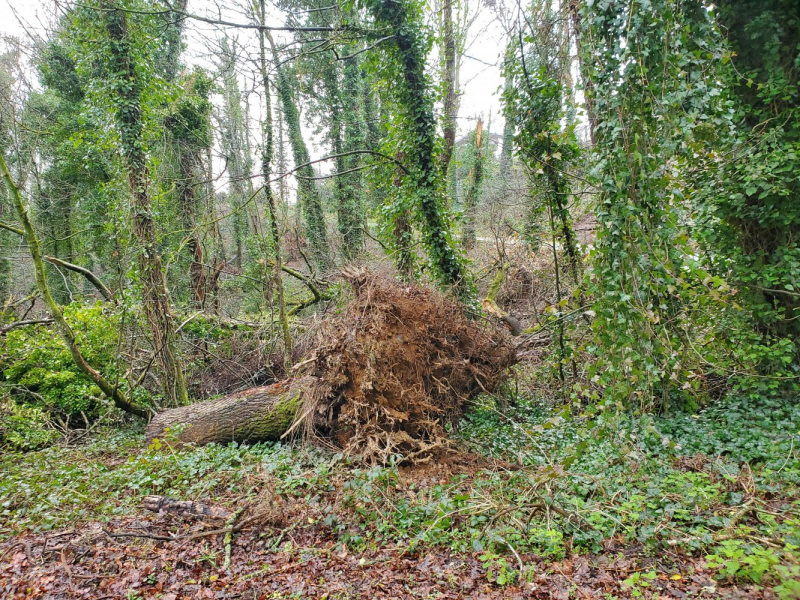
left=43, top=256, right=115, bottom=302
left=75, top=2, right=356, bottom=32
left=332, top=36, right=396, bottom=60
left=0, top=318, right=54, bottom=335
left=0, top=220, right=24, bottom=236
left=295, top=164, right=374, bottom=181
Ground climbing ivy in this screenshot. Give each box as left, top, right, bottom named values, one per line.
left=360, top=0, right=470, bottom=297
left=582, top=0, right=725, bottom=408
left=694, top=0, right=800, bottom=393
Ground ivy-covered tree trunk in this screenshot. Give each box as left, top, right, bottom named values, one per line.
left=584, top=0, right=718, bottom=405
left=340, top=50, right=366, bottom=258
left=461, top=118, right=483, bottom=251
left=166, top=72, right=213, bottom=310
left=320, top=61, right=350, bottom=261
left=219, top=36, right=250, bottom=270
left=361, top=69, right=381, bottom=211
left=498, top=61, right=516, bottom=208
left=363, top=0, right=467, bottom=294
left=0, top=61, right=11, bottom=302
left=713, top=0, right=799, bottom=371
left=258, top=0, right=292, bottom=369
left=160, top=2, right=212, bottom=310
left=440, top=0, right=458, bottom=179
left=0, top=195, right=11, bottom=302
left=104, top=6, right=188, bottom=407
left=181, top=150, right=207, bottom=309
left=267, top=32, right=330, bottom=271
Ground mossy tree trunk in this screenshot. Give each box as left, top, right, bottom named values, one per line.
left=267, top=32, right=330, bottom=271
left=145, top=383, right=300, bottom=445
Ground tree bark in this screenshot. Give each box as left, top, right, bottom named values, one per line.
left=258, top=0, right=292, bottom=370
left=365, top=0, right=466, bottom=294
left=568, top=0, right=597, bottom=146
left=145, top=382, right=300, bottom=445
left=462, top=118, right=483, bottom=251
left=440, top=0, right=458, bottom=178
left=43, top=255, right=115, bottom=302
left=267, top=32, right=330, bottom=271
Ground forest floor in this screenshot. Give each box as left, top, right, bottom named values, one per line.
left=1, top=393, right=798, bottom=599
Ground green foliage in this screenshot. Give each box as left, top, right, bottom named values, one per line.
left=656, top=394, right=800, bottom=485
left=1, top=303, right=122, bottom=419
left=707, top=540, right=800, bottom=598
left=360, top=0, right=469, bottom=296
left=1, top=391, right=797, bottom=596
left=0, top=432, right=285, bottom=533
left=582, top=0, right=727, bottom=408
left=0, top=397, right=57, bottom=451
left=165, top=67, right=213, bottom=149
left=479, top=552, right=518, bottom=586
left=692, top=0, right=800, bottom=389
left=621, top=569, right=658, bottom=598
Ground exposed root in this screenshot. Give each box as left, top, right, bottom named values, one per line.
left=293, top=270, right=517, bottom=463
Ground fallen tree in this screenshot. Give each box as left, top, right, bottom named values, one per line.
left=147, top=270, right=517, bottom=461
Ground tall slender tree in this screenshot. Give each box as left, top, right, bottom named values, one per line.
left=218, top=36, right=250, bottom=269
left=267, top=32, right=330, bottom=270
left=101, top=3, right=188, bottom=406
left=362, top=0, right=467, bottom=294
left=258, top=0, right=292, bottom=368
left=461, top=117, right=484, bottom=251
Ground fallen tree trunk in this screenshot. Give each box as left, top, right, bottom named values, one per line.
left=146, top=272, right=516, bottom=459
left=146, top=381, right=301, bottom=445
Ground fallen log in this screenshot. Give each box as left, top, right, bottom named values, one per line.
left=146, top=381, right=301, bottom=445
left=146, top=271, right=516, bottom=460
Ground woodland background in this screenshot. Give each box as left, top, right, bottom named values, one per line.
left=0, top=0, right=798, bottom=597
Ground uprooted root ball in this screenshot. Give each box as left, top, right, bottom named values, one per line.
left=296, top=270, right=517, bottom=461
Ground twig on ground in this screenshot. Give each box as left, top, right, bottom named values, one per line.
left=223, top=506, right=248, bottom=570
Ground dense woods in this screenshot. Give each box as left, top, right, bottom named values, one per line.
left=0, top=0, right=798, bottom=597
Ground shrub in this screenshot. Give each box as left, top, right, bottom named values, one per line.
left=0, top=396, right=57, bottom=451
left=0, top=302, right=120, bottom=421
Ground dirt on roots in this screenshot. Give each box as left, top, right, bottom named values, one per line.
left=295, top=269, right=517, bottom=462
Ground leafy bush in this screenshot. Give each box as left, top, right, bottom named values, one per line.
left=0, top=302, right=120, bottom=420
left=707, top=540, right=800, bottom=599
left=0, top=396, right=57, bottom=451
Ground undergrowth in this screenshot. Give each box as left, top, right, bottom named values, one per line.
left=1, top=393, right=798, bottom=596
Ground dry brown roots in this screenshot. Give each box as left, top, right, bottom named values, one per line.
left=293, top=269, right=517, bottom=462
